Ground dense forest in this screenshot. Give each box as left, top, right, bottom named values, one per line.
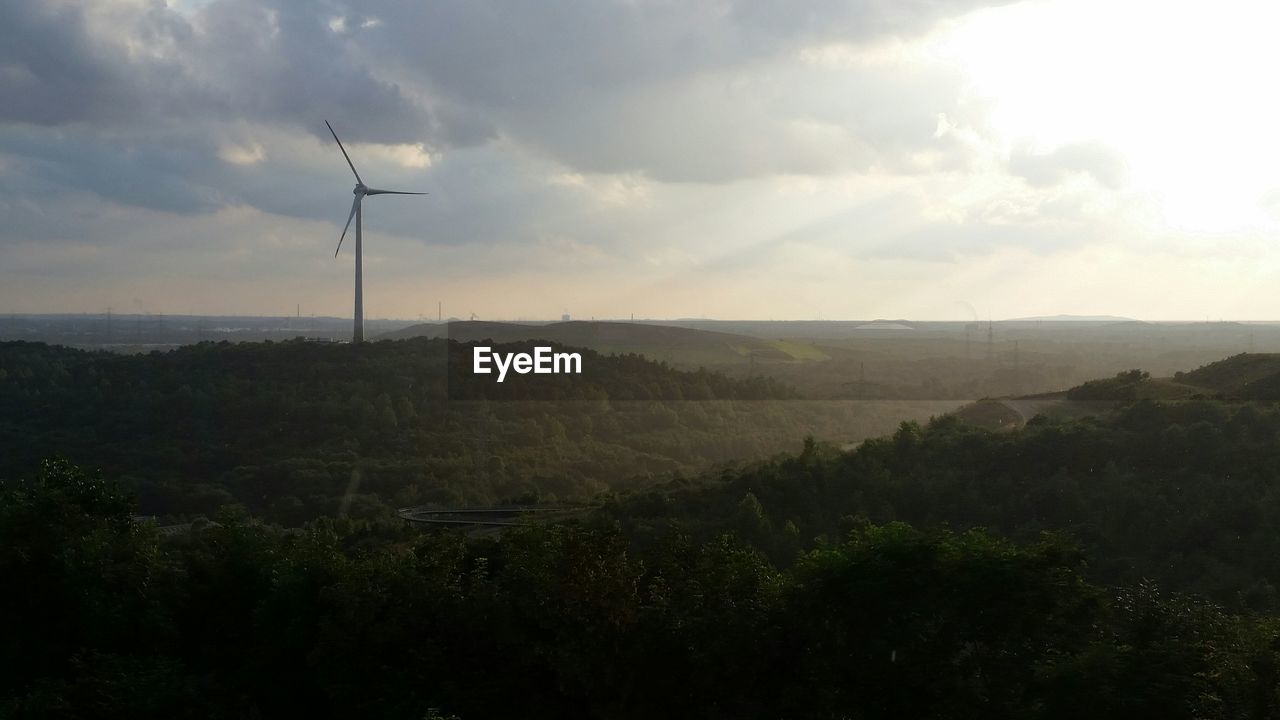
left=0, top=339, right=953, bottom=524
left=602, top=396, right=1280, bottom=612
left=6, top=458, right=1280, bottom=719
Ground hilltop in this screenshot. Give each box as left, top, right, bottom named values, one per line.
left=1006, top=314, right=1137, bottom=322
left=1176, top=353, right=1280, bottom=398
left=951, top=352, right=1280, bottom=430
left=1064, top=353, right=1280, bottom=403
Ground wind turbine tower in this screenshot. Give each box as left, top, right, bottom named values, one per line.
left=325, top=120, right=427, bottom=343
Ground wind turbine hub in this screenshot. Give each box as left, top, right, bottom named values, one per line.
left=354, top=183, right=367, bottom=195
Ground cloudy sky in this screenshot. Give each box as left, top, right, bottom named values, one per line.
left=3, top=0, right=1279, bottom=321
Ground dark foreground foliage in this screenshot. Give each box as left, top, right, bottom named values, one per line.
left=6, top=459, right=1280, bottom=719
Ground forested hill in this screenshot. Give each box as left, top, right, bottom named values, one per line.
left=0, top=338, right=862, bottom=522
left=1177, top=353, right=1280, bottom=399
left=1064, top=354, right=1280, bottom=402
left=601, top=397, right=1280, bottom=613
left=0, top=337, right=795, bottom=407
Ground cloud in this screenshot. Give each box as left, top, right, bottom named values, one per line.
left=4, top=0, right=1009, bottom=175
left=219, top=141, right=267, bottom=166
left=364, top=0, right=1003, bottom=182
left=0, top=1, right=128, bottom=126
left=1008, top=142, right=1128, bottom=189
left=0, top=0, right=1014, bottom=226
left=1260, top=188, right=1280, bottom=220
left=22, top=0, right=1225, bottom=320
left=0, top=0, right=462, bottom=146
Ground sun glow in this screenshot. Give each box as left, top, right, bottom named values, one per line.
left=937, top=0, right=1280, bottom=232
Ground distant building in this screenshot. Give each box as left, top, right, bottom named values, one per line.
left=561, top=313, right=571, bottom=322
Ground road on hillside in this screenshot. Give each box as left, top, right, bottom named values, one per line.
left=997, top=398, right=1060, bottom=427
left=997, top=396, right=1114, bottom=428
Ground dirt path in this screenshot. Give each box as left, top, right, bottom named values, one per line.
left=998, top=398, right=1042, bottom=426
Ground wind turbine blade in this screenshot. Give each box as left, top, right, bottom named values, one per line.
left=335, top=196, right=360, bottom=256
left=325, top=120, right=363, bottom=185
left=364, top=188, right=428, bottom=196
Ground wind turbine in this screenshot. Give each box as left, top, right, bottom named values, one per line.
left=325, top=120, right=426, bottom=343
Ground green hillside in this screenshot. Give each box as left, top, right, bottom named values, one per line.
left=604, top=396, right=1280, bottom=615
left=949, top=356, right=1251, bottom=430
left=1178, top=353, right=1280, bottom=397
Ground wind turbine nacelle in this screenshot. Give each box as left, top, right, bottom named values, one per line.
left=354, top=183, right=367, bottom=195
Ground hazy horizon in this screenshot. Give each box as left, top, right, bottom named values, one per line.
left=11, top=312, right=1280, bottom=326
